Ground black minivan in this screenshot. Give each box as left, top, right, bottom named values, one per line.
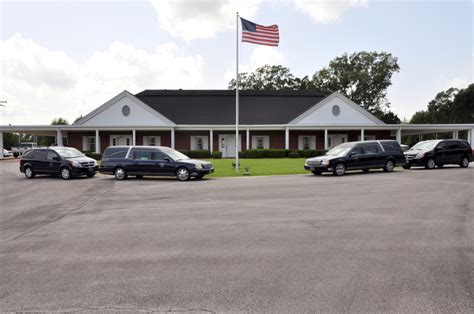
left=20, top=147, right=98, bottom=179
left=404, top=139, right=472, bottom=169
left=304, top=140, right=406, bottom=176
left=99, top=146, right=214, bottom=181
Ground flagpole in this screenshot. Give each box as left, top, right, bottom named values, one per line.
left=235, top=11, right=239, bottom=172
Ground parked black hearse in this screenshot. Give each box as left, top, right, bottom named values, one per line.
left=403, top=139, right=472, bottom=169
left=304, top=140, right=406, bottom=176
left=99, top=146, right=214, bottom=181
left=20, top=147, right=98, bottom=180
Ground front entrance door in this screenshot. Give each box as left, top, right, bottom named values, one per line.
left=110, top=135, right=132, bottom=146
left=328, top=134, right=348, bottom=150
left=219, top=134, right=241, bottom=158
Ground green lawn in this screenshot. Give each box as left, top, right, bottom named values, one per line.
left=205, top=158, right=308, bottom=177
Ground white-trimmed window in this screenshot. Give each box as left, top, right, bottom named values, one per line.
left=357, top=135, right=377, bottom=141
left=143, top=136, right=161, bottom=146
left=298, top=136, right=316, bottom=150
left=82, top=136, right=96, bottom=152
left=190, top=136, right=209, bottom=150
left=251, top=136, right=269, bottom=149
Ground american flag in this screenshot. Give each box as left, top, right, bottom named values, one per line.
left=240, top=17, right=279, bottom=47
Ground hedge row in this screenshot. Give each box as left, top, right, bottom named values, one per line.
left=83, top=149, right=326, bottom=160
left=178, top=150, right=222, bottom=159
left=239, top=149, right=327, bottom=159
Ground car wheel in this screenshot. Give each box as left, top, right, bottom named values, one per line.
left=333, top=163, right=346, bottom=176
left=425, top=158, right=436, bottom=169
left=311, top=170, right=322, bottom=175
left=195, top=174, right=205, bottom=180
left=87, top=173, right=96, bottom=178
left=460, top=156, right=469, bottom=168
left=176, top=167, right=190, bottom=181
left=402, top=165, right=411, bottom=170
left=114, top=167, right=127, bottom=180
left=383, top=160, right=394, bottom=172
left=24, top=166, right=35, bottom=179
left=60, top=167, right=71, bottom=180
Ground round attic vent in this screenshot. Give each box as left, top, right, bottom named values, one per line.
left=332, top=105, right=340, bottom=116
left=122, top=105, right=130, bottom=116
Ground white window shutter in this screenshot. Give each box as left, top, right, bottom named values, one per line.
left=203, top=136, right=209, bottom=150
left=264, top=136, right=269, bottom=149
left=82, top=136, right=88, bottom=151
left=190, top=136, right=195, bottom=150
left=156, top=136, right=161, bottom=146
left=143, top=136, right=147, bottom=145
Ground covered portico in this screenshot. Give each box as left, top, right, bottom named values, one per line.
left=1, top=123, right=473, bottom=159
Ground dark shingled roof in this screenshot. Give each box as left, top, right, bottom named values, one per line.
left=135, top=89, right=327, bottom=125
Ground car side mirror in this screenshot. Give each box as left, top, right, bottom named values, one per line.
left=349, top=152, right=357, bottom=157
left=164, top=157, right=171, bottom=162
left=53, top=156, right=60, bottom=161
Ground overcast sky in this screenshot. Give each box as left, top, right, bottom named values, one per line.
left=0, top=0, right=472, bottom=125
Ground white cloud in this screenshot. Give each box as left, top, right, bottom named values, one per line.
left=294, top=0, right=368, bottom=23
left=224, top=46, right=285, bottom=83
left=0, top=33, right=204, bottom=124
left=150, top=0, right=262, bottom=41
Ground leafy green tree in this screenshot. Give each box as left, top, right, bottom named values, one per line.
left=410, top=84, right=473, bottom=123
left=311, top=51, right=400, bottom=114
left=2, top=133, right=17, bottom=150
left=73, top=115, right=83, bottom=124
left=450, top=84, right=474, bottom=123
left=51, top=117, right=69, bottom=125
left=374, top=109, right=402, bottom=124
left=228, top=65, right=302, bottom=90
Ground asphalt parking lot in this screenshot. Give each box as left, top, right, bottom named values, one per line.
left=0, top=159, right=473, bottom=312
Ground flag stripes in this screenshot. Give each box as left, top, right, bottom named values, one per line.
left=240, top=18, right=279, bottom=47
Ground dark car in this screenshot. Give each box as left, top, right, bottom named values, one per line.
left=19, top=147, right=98, bottom=180
left=99, top=146, right=214, bottom=181
left=403, top=139, right=472, bottom=169
left=304, top=140, right=406, bottom=176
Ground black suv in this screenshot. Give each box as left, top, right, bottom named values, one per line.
left=20, top=147, right=98, bottom=180
left=403, top=139, right=472, bottom=169
left=99, top=146, right=214, bottom=181
left=304, top=140, right=405, bottom=176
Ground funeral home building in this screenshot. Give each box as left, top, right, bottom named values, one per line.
left=1, top=89, right=473, bottom=157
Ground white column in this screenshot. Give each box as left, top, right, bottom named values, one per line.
left=95, top=129, right=100, bottom=154
left=360, top=129, right=365, bottom=141
left=285, top=127, right=289, bottom=150
left=171, top=128, right=175, bottom=149
left=396, top=128, right=402, bottom=144
left=470, top=128, right=474, bottom=149
left=56, top=129, right=63, bottom=146
left=132, top=129, right=136, bottom=146
left=0, top=132, right=3, bottom=159
left=324, top=129, right=328, bottom=150
left=246, top=128, right=250, bottom=150
left=209, top=129, right=213, bottom=152
left=453, top=130, right=458, bottom=139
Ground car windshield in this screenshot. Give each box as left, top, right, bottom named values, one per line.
left=53, top=148, right=85, bottom=158
left=161, top=148, right=190, bottom=161
left=326, top=143, right=354, bottom=157
left=410, top=140, right=441, bottom=151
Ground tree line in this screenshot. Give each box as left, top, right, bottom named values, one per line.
left=228, top=51, right=473, bottom=125
left=3, top=51, right=473, bottom=149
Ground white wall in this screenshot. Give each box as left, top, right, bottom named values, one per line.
left=296, top=96, right=379, bottom=125
left=82, top=96, right=172, bottom=126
